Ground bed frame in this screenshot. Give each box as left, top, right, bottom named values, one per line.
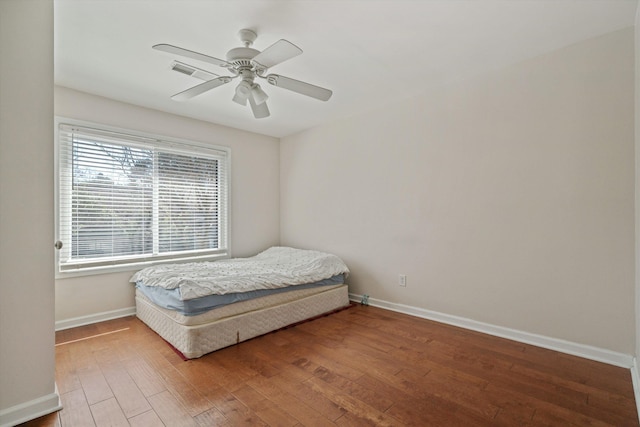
left=135, top=283, right=350, bottom=358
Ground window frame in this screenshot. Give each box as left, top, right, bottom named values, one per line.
left=54, top=117, right=231, bottom=278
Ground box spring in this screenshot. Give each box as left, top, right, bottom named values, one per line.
left=135, top=283, right=349, bottom=358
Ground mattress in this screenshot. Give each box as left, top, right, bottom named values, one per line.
left=130, top=246, right=350, bottom=301
left=136, top=273, right=346, bottom=316
left=135, top=283, right=350, bottom=358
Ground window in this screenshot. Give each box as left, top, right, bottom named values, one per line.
left=56, top=120, right=229, bottom=275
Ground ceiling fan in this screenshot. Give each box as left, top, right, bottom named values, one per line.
left=153, top=29, right=333, bottom=119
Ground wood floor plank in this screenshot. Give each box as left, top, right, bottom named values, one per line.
left=89, top=398, right=129, bottom=427
left=147, top=390, right=199, bottom=427
left=180, top=357, right=249, bottom=395
left=247, top=374, right=338, bottom=427
left=55, top=323, right=101, bottom=345
left=383, top=395, right=495, bottom=427
left=25, top=305, right=638, bottom=427
left=227, top=338, right=284, bottom=378
left=100, top=362, right=151, bottom=418
left=122, top=358, right=167, bottom=398
left=294, top=332, right=406, bottom=378
left=206, top=346, right=265, bottom=381
left=69, top=341, right=114, bottom=406
left=57, top=388, right=96, bottom=427
left=127, top=410, right=165, bottom=427
left=292, top=345, right=367, bottom=383
left=422, top=338, right=595, bottom=412
left=207, top=391, right=269, bottom=426
left=270, top=370, right=347, bottom=422
left=139, top=347, right=214, bottom=417
left=55, top=346, right=82, bottom=395
left=483, top=382, right=619, bottom=427
left=17, top=412, right=60, bottom=427
left=176, top=359, right=227, bottom=395
left=303, top=375, right=404, bottom=427
left=360, top=362, right=499, bottom=424
left=587, top=390, right=639, bottom=423
left=311, top=363, right=394, bottom=414
left=396, top=367, right=500, bottom=419
left=510, top=360, right=639, bottom=421
left=76, top=369, right=114, bottom=406
left=194, top=407, right=231, bottom=427
left=232, top=384, right=299, bottom=426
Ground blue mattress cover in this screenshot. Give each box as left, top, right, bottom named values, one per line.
left=136, top=274, right=345, bottom=316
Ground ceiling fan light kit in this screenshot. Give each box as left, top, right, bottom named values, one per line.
left=251, top=84, right=269, bottom=105
left=153, top=29, right=332, bottom=119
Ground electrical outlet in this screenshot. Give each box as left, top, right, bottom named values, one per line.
left=399, top=274, right=407, bottom=287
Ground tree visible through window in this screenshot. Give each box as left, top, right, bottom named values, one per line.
left=157, top=151, right=220, bottom=253
left=57, top=122, right=229, bottom=273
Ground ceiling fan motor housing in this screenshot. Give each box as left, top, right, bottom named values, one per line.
left=226, top=47, right=259, bottom=68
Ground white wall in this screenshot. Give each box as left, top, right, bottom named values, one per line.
left=0, top=0, right=61, bottom=425
left=634, top=8, right=640, bottom=362
left=281, top=28, right=635, bottom=355
left=54, top=87, right=280, bottom=322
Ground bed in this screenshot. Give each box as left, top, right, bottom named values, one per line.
left=130, top=246, right=351, bottom=358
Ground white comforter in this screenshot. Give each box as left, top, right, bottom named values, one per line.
left=130, top=246, right=349, bottom=301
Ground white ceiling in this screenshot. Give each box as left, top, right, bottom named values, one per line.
left=54, top=0, right=637, bottom=138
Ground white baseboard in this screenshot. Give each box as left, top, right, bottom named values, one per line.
left=55, top=306, right=136, bottom=331
left=631, top=359, right=640, bottom=422
left=349, top=293, right=634, bottom=369
left=0, top=386, right=61, bottom=427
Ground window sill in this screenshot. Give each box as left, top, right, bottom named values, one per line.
left=56, top=251, right=230, bottom=279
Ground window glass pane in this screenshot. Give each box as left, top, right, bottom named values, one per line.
left=157, top=151, right=219, bottom=253
left=71, top=139, right=153, bottom=259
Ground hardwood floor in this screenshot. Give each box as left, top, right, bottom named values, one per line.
left=20, top=304, right=639, bottom=426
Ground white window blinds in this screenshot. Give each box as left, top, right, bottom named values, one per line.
left=57, top=123, right=229, bottom=273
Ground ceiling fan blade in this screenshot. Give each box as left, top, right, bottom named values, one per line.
left=171, top=61, right=220, bottom=80
left=153, top=44, right=231, bottom=68
left=265, top=74, right=332, bottom=101
left=171, top=76, right=232, bottom=101
left=249, top=94, right=270, bottom=118
left=251, top=39, right=302, bottom=70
